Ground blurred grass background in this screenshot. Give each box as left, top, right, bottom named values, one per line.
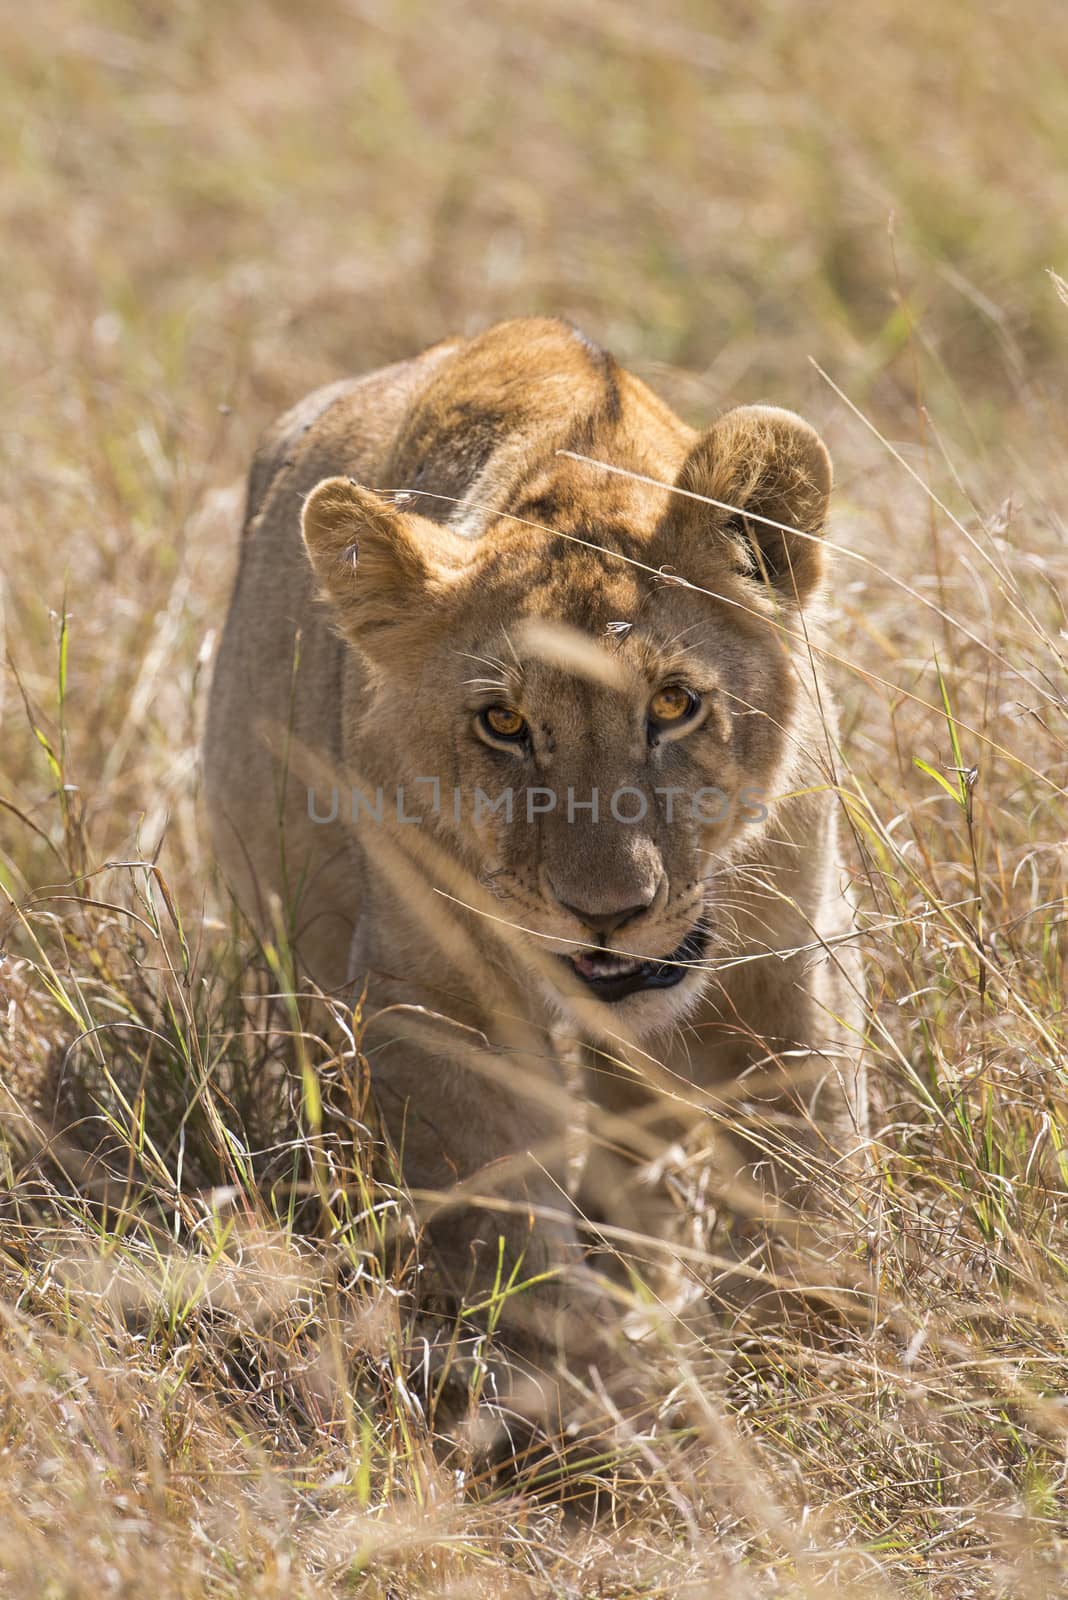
left=2, top=1, right=1068, bottom=1596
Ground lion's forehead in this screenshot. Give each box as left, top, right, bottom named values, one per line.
left=468, top=557, right=745, bottom=672
left=464, top=610, right=729, bottom=712
left=527, top=562, right=646, bottom=628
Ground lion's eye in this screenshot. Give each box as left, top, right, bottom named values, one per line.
left=480, top=705, right=528, bottom=742
left=649, top=685, right=700, bottom=727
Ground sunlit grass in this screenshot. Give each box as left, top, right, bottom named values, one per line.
left=3, top=0, right=1068, bottom=1594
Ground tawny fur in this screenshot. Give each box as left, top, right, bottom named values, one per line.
left=203, top=318, right=867, bottom=1387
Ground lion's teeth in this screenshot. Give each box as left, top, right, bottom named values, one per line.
left=572, top=954, right=642, bottom=979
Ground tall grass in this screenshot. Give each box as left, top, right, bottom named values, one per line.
left=2, top=0, right=1068, bottom=1593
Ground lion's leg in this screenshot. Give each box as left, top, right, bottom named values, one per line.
left=362, top=1001, right=625, bottom=1426
left=667, top=965, right=870, bottom=1325
left=567, top=952, right=869, bottom=1327
left=574, top=1047, right=686, bottom=1291
left=709, top=957, right=869, bottom=1220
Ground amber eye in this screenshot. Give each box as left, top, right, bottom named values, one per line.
left=480, top=705, right=528, bottom=742
left=649, top=684, right=700, bottom=727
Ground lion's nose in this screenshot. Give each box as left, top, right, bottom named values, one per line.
left=555, top=894, right=657, bottom=938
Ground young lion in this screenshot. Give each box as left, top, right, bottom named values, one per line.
left=204, top=317, right=866, bottom=1416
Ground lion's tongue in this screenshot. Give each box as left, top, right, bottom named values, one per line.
left=570, top=951, right=644, bottom=981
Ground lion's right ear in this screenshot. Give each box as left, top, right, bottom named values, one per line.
left=301, top=477, right=470, bottom=647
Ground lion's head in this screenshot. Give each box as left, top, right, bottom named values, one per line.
left=301, top=402, right=831, bottom=1038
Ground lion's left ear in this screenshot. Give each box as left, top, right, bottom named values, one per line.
left=665, top=406, right=832, bottom=604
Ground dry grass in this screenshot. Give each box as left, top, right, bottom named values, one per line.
left=2, top=0, right=1068, bottom=1594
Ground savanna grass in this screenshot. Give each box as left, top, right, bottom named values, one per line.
left=3, top=0, right=1068, bottom=1593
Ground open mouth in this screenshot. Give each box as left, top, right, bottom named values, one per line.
left=560, top=924, right=708, bottom=1003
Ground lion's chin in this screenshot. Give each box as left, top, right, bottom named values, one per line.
left=536, top=923, right=712, bottom=1041
left=543, top=966, right=710, bottom=1044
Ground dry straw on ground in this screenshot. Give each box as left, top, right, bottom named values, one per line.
left=2, top=1, right=1068, bottom=1595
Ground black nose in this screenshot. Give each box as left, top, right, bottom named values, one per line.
left=557, top=898, right=652, bottom=937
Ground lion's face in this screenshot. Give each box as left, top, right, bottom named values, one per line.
left=302, top=404, right=831, bottom=1037
left=414, top=560, right=795, bottom=1036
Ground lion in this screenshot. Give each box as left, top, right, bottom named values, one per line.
left=203, top=317, right=867, bottom=1424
